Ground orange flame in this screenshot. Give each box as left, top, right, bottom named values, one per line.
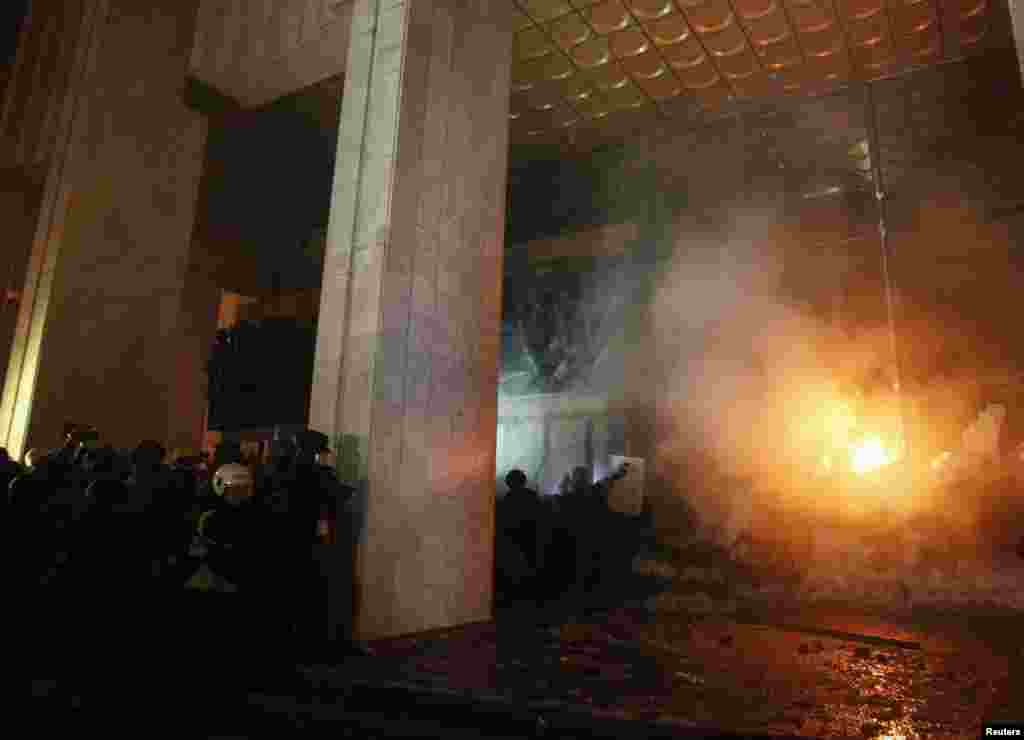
left=849, top=436, right=895, bottom=475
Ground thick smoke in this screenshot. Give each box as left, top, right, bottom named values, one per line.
left=645, top=194, right=1024, bottom=557
left=647, top=207, right=892, bottom=543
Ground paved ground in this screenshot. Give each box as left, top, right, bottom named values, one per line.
left=15, top=590, right=1023, bottom=738
left=298, top=602, right=1021, bottom=739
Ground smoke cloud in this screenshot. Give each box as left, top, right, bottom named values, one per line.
left=643, top=191, right=1024, bottom=557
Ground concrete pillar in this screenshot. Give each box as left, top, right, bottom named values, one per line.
left=0, top=0, right=207, bottom=457
left=165, top=261, right=221, bottom=454
left=0, top=168, right=42, bottom=398
left=311, top=0, right=512, bottom=640
left=1010, top=0, right=1024, bottom=84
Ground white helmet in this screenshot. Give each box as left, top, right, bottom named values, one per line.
left=213, top=463, right=253, bottom=504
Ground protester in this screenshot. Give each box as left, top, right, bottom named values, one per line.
left=6, top=412, right=654, bottom=679
left=495, top=469, right=548, bottom=604
left=197, top=462, right=261, bottom=594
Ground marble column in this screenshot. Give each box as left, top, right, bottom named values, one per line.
left=0, top=0, right=207, bottom=457
left=165, top=260, right=221, bottom=454
left=0, top=168, right=42, bottom=398
left=1009, top=0, right=1024, bottom=84
left=311, top=0, right=512, bottom=640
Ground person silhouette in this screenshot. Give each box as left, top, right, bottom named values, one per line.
left=495, top=470, right=548, bottom=604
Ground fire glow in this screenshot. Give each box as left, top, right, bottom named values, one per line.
left=811, top=398, right=900, bottom=477
left=849, top=435, right=895, bottom=475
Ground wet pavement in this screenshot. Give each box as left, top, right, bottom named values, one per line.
left=289, top=600, right=1022, bottom=739
left=17, top=590, right=1022, bottom=737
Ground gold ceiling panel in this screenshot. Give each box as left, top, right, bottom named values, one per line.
left=786, top=0, right=835, bottom=34
left=960, top=0, right=987, bottom=18
left=839, top=0, right=884, bottom=23
left=735, top=0, right=779, bottom=21
left=509, top=0, right=997, bottom=149
left=676, top=58, right=723, bottom=89
left=571, top=37, right=613, bottom=66
left=801, top=26, right=844, bottom=59
left=610, top=27, right=653, bottom=56
left=846, top=8, right=890, bottom=47
left=894, top=1, right=939, bottom=36
left=818, top=50, right=852, bottom=80
left=661, top=37, right=709, bottom=69
left=704, top=23, right=749, bottom=58
left=716, top=45, right=761, bottom=78
left=585, top=59, right=634, bottom=90
left=548, top=12, right=594, bottom=48
left=681, top=0, right=736, bottom=35
left=605, top=80, right=651, bottom=108
left=899, top=27, right=942, bottom=63
left=742, top=6, right=792, bottom=48
left=620, top=48, right=670, bottom=77
left=643, top=10, right=692, bottom=45
left=512, top=6, right=536, bottom=31
left=516, top=26, right=557, bottom=59
left=587, top=0, right=636, bottom=33
left=541, top=53, right=578, bottom=79
left=636, top=70, right=686, bottom=97
left=520, top=0, right=576, bottom=22
left=757, top=35, right=804, bottom=70
left=574, top=92, right=616, bottom=118
left=627, top=0, right=677, bottom=20
left=556, top=75, right=598, bottom=102
left=850, top=36, right=894, bottom=72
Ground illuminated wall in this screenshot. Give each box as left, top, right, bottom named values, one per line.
left=0, top=1, right=208, bottom=456
left=497, top=393, right=615, bottom=495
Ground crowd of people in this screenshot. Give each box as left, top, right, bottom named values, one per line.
left=3, top=424, right=357, bottom=666
left=494, top=463, right=654, bottom=608
left=3, top=422, right=652, bottom=675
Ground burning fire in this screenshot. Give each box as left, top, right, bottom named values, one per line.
left=931, top=450, right=953, bottom=472
left=849, top=436, right=895, bottom=475
left=811, top=397, right=901, bottom=477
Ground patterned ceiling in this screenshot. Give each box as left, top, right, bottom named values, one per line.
left=509, top=0, right=995, bottom=149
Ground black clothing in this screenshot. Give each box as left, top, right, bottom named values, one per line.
left=199, top=498, right=266, bottom=592
left=497, top=487, right=545, bottom=571
left=0, top=458, right=21, bottom=502
left=271, top=461, right=355, bottom=654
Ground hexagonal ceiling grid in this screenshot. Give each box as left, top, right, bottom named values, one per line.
left=509, top=0, right=995, bottom=150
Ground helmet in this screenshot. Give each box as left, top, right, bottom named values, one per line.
left=213, top=463, right=253, bottom=504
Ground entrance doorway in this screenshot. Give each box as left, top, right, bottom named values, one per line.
left=188, top=75, right=342, bottom=457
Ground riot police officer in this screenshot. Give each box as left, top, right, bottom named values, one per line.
left=278, top=430, right=360, bottom=660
